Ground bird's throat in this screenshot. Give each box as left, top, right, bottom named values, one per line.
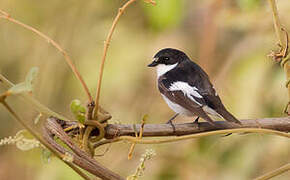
left=156, top=63, right=178, bottom=78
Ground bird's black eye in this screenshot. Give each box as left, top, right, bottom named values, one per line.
left=160, top=56, right=169, bottom=61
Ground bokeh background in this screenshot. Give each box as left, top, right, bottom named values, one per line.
left=0, top=0, right=289, bottom=179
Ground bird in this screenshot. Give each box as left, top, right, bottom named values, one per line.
left=148, top=48, right=241, bottom=127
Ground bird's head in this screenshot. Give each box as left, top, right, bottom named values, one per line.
left=148, top=48, right=188, bottom=67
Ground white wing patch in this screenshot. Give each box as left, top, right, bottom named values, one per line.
left=169, top=81, right=203, bottom=106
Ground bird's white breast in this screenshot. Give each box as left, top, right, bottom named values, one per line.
left=156, top=63, right=178, bottom=78
left=161, top=94, right=192, bottom=116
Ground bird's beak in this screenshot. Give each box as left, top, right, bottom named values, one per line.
left=147, top=58, right=158, bottom=67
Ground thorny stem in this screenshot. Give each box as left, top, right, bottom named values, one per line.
left=0, top=9, right=92, bottom=102
left=0, top=101, right=91, bottom=180
left=254, top=163, right=290, bottom=180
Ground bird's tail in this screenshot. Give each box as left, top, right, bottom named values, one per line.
left=216, top=108, right=241, bottom=125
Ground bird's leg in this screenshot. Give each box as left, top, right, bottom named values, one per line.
left=193, top=117, right=200, bottom=129
left=166, top=113, right=179, bottom=133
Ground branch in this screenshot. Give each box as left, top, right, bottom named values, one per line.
left=0, top=9, right=92, bottom=102
left=94, top=0, right=156, bottom=117
left=94, top=0, right=137, bottom=117
left=0, top=74, right=70, bottom=121
left=254, top=163, right=290, bottom=180
left=104, top=117, right=290, bottom=139
left=268, top=0, right=290, bottom=114
left=44, top=117, right=289, bottom=179
left=268, top=0, right=285, bottom=47
left=43, top=118, right=124, bottom=180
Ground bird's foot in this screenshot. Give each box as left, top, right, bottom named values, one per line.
left=166, top=120, right=176, bottom=133
left=166, top=113, right=179, bottom=133
left=193, top=117, right=200, bottom=129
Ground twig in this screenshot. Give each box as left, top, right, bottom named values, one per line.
left=50, top=117, right=290, bottom=149
left=268, top=0, right=285, bottom=47
left=128, top=116, right=147, bottom=159
left=44, top=117, right=289, bottom=178
left=44, top=117, right=124, bottom=180
left=254, top=163, right=290, bottom=180
left=0, top=74, right=70, bottom=121
left=115, top=128, right=289, bottom=145
left=0, top=9, right=92, bottom=102
left=104, top=117, right=290, bottom=138
left=94, top=0, right=137, bottom=118
left=93, top=0, right=156, bottom=118
left=268, top=0, right=290, bottom=114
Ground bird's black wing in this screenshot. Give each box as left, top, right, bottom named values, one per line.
left=158, top=76, right=216, bottom=126
left=184, top=60, right=241, bottom=124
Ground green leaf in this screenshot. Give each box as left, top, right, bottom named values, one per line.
left=70, top=99, right=82, bottom=114
left=7, top=67, right=39, bottom=95
left=42, top=148, right=52, bottom=163
left=142, top=114, right=149, bottom=123
left=8, top=82, right=28, bottom=95
left=70, top=99, right=86, bottom=124
left=76, top=114, right=85, bottom=124
left=25, top=67, right=39, bottom=92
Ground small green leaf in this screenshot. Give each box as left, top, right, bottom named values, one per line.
left=7, top=67, right=39, bottom=95
left=8, top=82, right=28, bottom=95
left=70, top=99, right=82, bottom=114
left=42, top=148, right=52, bottom=163
left=78, top=106, right=86, bottom=114
left=142, top=114, right=149, bottom=123
left=25, top=67, right=39, bottom=92
left=76, top=114, right=85, bottom=124
left=70, top=99, right=86, bottom=124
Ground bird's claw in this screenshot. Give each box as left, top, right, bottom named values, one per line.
left=166, top=120, right=176, bottom=134
left=193, top=117, right=200, bottom=130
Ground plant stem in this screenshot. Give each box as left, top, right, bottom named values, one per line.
left=94, top=0, right=137, bottom=118
left=0, top=74, right=70, bottom=121
left=116, top=128, right=289, bottom=145
left=268, top=0, right=285, bottom=47
left=0, top=10, right=92, bottom=102
left=268, top=0, right=290, bottom=114
left=254, top=163, right=290, bottom=180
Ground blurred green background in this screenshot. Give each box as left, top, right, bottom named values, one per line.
left=0, top=0, right=289, bottom=179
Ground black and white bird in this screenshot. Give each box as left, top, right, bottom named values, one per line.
left=148, top=48, right=241, bottom=126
